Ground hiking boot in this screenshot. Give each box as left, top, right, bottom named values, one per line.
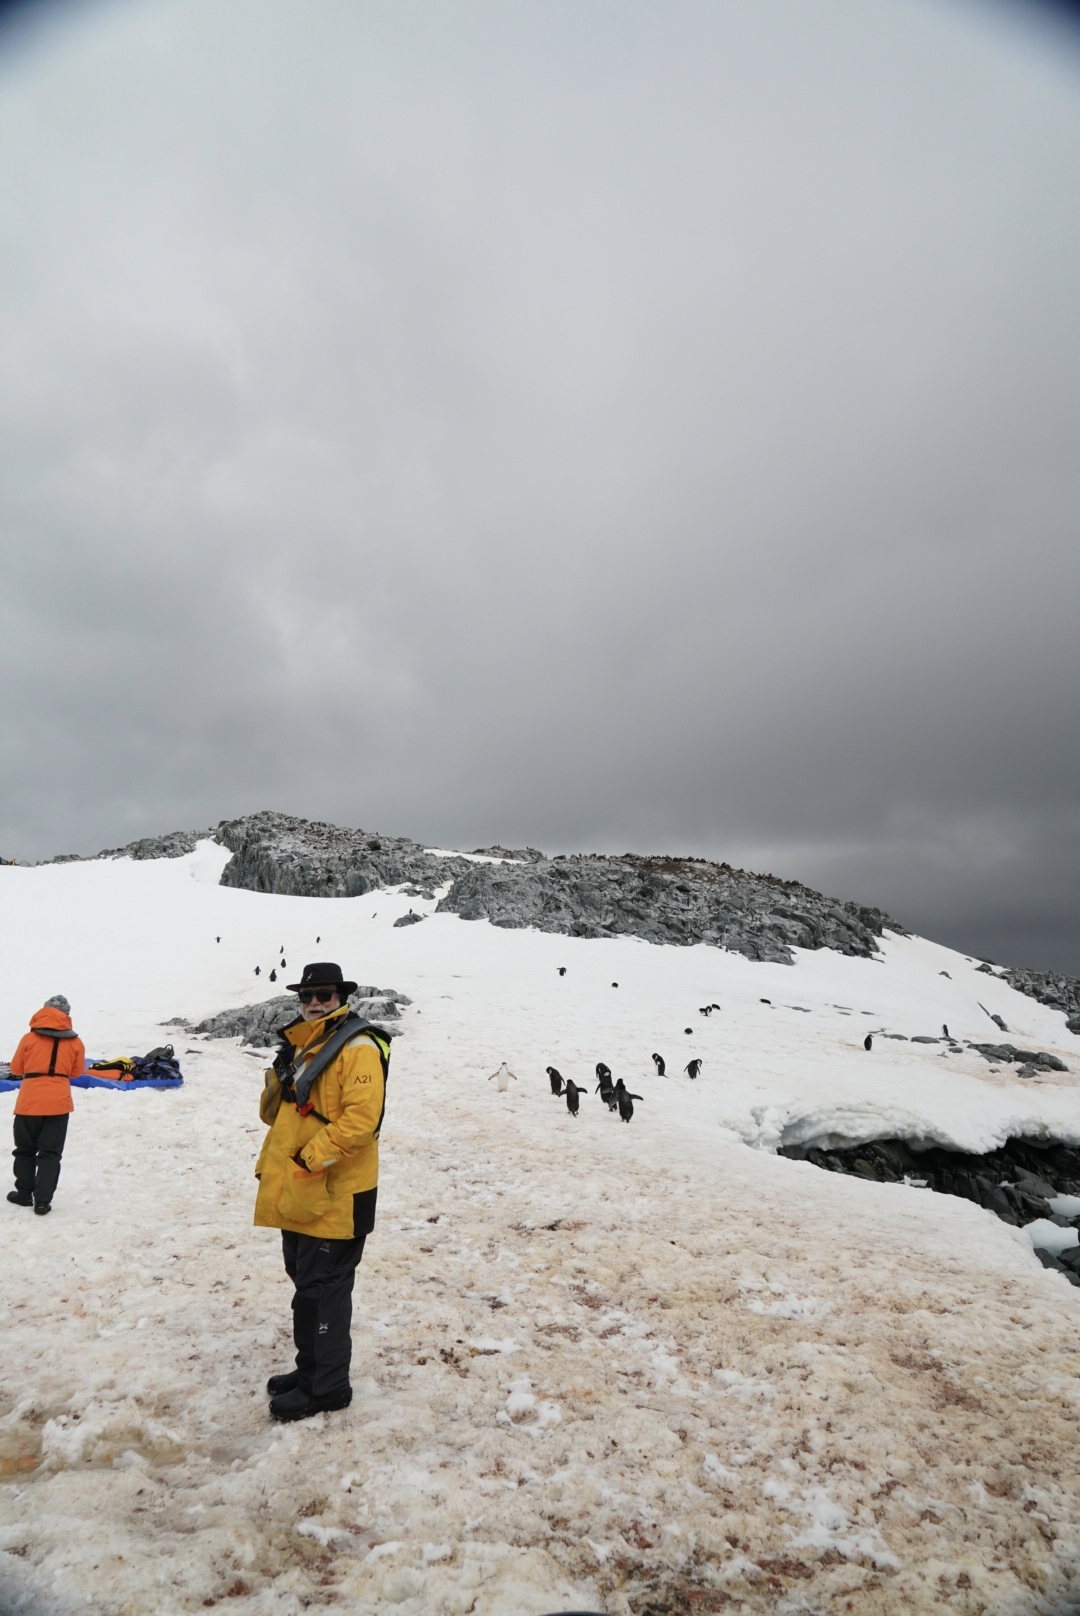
left=6, top=1191, right=32, bottom=1207
left=33, top=1203, right=51, bottom=1216
left=269, top=1384, right=352, bottom=1423
left=266, top=1369, right=301, bottom=1397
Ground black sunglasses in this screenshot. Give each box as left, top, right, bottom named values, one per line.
left=298, top=988, right=338, bottom=1005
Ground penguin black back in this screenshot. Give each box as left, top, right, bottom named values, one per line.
left=546, top=1065, right=565, bottom=1095
left=684, top=1058, right=702, bottom=1079
left=652, top=1052, right=666, bottom=1076
left=564, top=1079, right=584, bottom=1116
left=863, top=1034, right=872, bottom=1051
left=617, top=1089, right=643, bottom=1123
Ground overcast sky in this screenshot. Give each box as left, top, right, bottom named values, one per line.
left=1, top=0, right=1079, bottom=971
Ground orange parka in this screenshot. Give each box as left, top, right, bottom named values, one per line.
left=9, top=1006, right=85, bottom=1116
left=254, top=1006, right=386, bottom=1241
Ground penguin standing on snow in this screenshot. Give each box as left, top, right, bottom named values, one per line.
left=546, top=1066, right=565, bottom=1096
left=488, top=1063, right=518, bottom=1093
left=863, top=1034, right=873, bottom=1050
left=684, top=1058, right=702, bottom=1079
left=595, top=1065, right=615, bottom=1109
left=254, top=966, right=261, bottom=977
left=652, top=1053, right=666, bottom=1076
left=269, top=968, right=277, bottom=983
left=699, top=1005, right=713, bottom=1016
left=942, top=1023, right=950, bottom=1039
left=564, top=1079, right=586, bottom=1116
left=613, top=1080, right=643, bottom=1122
left=557, top=967, right=567, bottom=976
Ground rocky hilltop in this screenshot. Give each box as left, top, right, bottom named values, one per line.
left=61, top=809, right=902, bottom=966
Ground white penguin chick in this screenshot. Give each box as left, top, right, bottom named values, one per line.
left=488, top=1062, right=518, bottom=1093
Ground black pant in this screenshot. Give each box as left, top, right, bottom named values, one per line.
left=12, top=1114, right=69, bottom=1206
left=281, top=1230, right=366, bottom=1397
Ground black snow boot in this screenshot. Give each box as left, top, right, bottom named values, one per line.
left=7, top=1190, right=32, bottom=1207
left=34, top=1203, right=52, bottom=1216
left=269, top=1384, right=352, bottom=1423
left=266, top=1369, right=301, bottom=1397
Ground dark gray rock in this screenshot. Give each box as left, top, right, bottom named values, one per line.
left=433, top=851, right=902, bottom=965
left=187, top=986, right=410, bottom=1046
left=966, top=1043, right=1067, bottom=1072
left=393, top=910, right=424, bottom=928
left=1034, top=1249, right=1080, bottom=1285
left=911, top=1035, right=940, bottom=1044
left=48, top=827, right=215, bottom=863
left=215, top=810, right=472, bottom=897
left=1000, top=962, right=1080, bottom=1038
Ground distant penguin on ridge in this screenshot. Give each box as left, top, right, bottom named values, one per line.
left=488, top=1062, right=517, bottom=1093
left=546, top=1066, right=565, bottom=1095
left=942, top=1023, right=950, bottom=1039
left=863, top=1034, right=872, bottom=1051
left=269, top=968, right=277, bottom=983
left=254, top=966, right=261, bottom=977
left=216, top=936, right=220, bottom=943
left=652, top=1053, right=666, bottom=1076
left=558, top=967, right=567, bottom=976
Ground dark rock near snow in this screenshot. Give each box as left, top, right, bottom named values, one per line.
left=967, top=1043, right=1067, bottom=1072
left=393, top=910, right=424, bottom=928
left=216, top=810, right=471, bottom=898
left=433, top=851, right=902, bottom=965
left=787, top=1135, right=1080, bottom=1235
left=187, top=986, right=410, bottom=1046
left=49, top=827, right=215, bottom=863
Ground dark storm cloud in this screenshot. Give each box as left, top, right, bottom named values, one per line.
left=1, top=0, right=1079, bottom=969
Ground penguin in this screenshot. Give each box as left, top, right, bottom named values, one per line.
left=699, top=1006, right=712, bottom=1016
left=595, top=1062, right=612, bottom=1081
left=281, top=959, right=286, bottom=969
left=595, top=1065, right=616, bottom=1108
left=616, top=1084, right=643, bottom=1123
left=760, top=998, right=771, bottom=1005
left=711, top=1003, right=721, bottom=1010
left=546, top=1066, right=565, bottom=1096
left=488, top=1063, right=518, bottom=1093
left=564, top=1079, right=585, bottom=1116
left=612, top=982, right=619, bottom=988
left=316, top=936, right=321, bottom=944
left=269, top=968, right=277, bottom=983
left=684, top=1027, right=693, bottom=1034
left=254, top=966, right=261, bottom=977
left=652, top=1053, right=666, bottom=1076
left=863, top=1034, right=872, bottom=1051
left=558, top=967, right=567, bottom=976
left=942, top=1023, right=950, bottom=1039
left=684, top=1058, right=702, bottom=1079
left=216, top=936, right=221, bottom=943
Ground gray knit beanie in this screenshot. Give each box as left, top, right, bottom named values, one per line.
left=43, top=994, right=70, bottom=1014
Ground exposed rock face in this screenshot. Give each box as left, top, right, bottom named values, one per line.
left=215, top=810, right=473, bottom=898
left=785, top=1135, right=1080, bottom=1280
left=188, top=987, right=410, bottom=1046
left=996, top=964, right=1080, bottom=1035
left=436, top=852, right=900, bottom=964
left=50, top=827, right=214, bottom=863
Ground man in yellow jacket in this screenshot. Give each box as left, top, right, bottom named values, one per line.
left=254, top=962, right=390, bottom=1422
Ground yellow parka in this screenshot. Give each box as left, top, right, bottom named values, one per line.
left=254, top=1006, right=387, bottom=1240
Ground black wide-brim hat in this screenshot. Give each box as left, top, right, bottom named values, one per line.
left=286, top=961, right=358, bottom=996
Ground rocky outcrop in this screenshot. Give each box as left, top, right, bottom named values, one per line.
left=435, top=852, right=901, bottom=964
left=785, top=1135, right=1080, bottom=1281
left=995, top=964, right=1080, bottom=1035
left=186, top=987, right=410, bottom=1046
left=215, top=810, right=473, bottom=898
left=50, top=827, right=214, bottom=863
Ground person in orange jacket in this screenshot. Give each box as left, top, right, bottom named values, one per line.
left=7, top=995, right=85, bottom=1215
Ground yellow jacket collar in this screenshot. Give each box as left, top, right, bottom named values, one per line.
left=285, top=1004, right=351, bottom=1051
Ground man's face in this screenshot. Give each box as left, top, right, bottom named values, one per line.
left=299, top=988, right=340, bottom=1022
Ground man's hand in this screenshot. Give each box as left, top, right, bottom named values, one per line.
left=291, top=1151, right=311, bottom=1173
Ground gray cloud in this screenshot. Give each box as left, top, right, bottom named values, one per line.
left=1, top=0, right=1079, bottom=968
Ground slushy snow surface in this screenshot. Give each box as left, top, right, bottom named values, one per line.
left=1, top=843, right=1079, bottom=1615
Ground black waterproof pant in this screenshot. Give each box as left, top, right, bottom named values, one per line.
left=281, top=1230, right=366, bottom=1398
left=12, top=1114, right=69, bottom=1206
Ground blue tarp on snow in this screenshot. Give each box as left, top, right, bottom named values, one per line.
left=0, top=1062, right=183, bottom=1092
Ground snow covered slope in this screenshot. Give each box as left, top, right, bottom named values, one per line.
left=2, top=843, right=1080, bottom=1615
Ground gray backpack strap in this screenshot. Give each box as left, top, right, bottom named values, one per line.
left=293, top=1016, right=378, bottom=1108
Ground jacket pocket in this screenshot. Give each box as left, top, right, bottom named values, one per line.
left=277, top=1163, right=333, bottom=1224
